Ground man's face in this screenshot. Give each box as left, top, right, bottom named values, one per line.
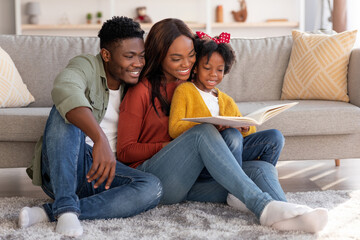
left=102, top=38, right=145, bottom=89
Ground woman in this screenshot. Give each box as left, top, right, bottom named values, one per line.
left=116, top=18, right=327, bottom=233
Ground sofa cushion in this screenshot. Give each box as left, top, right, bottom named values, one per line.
left=281, top=30, right=357, bottom=102
left=219, top=35, right=293, bottom=102
left=0, top=35, right=100, bottom=107
left=0, top=107, right=51, bottom=141
left=237, top=100, right=360, bottom=136
left=0, top=46, right=35, bottom=107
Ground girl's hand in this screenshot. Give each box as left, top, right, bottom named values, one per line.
left=215, top=125, right=230, bottom=132
left=238, top=126, right=250, bottom=133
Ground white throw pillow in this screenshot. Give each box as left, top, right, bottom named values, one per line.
left=0, top=46, right=35, bottom=107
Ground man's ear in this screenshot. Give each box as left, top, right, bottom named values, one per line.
left=100, top=48, right=111, bottom=62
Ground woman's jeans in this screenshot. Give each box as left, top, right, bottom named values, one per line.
left=137, top=124, right=286, bottom=219
left=41, top=106, right=162, bottom=222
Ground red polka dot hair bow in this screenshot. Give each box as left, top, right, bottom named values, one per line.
left=196, top=31, right=231, bottom=44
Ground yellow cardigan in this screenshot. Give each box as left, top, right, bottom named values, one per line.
left=169, top=82, right=256, bottom=139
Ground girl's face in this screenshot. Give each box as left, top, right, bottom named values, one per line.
left=162, top=35, right=196, bottom=82
left=194, top=52, right=225, bottom=93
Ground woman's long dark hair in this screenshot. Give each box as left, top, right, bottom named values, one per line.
left=139, top=18, right=194, bottom=116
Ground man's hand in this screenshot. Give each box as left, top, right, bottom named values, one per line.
left=66, top=107, right=116, bottom=190
left=86, top=135, right=116, bottom=189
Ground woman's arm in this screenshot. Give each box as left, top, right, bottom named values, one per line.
left=116, top=83, right=163, bottom=166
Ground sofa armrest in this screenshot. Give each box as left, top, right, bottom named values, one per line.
left=348, top=48, right=360, bottom=107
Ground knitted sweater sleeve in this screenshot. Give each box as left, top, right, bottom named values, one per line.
left=169, top=83, right=200, bottom=139
left=116, top=82, right=163, bottom=166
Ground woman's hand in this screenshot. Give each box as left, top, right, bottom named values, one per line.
left=162, top=141, right=171, bottom=148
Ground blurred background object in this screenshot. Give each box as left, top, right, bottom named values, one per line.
left=134, top=6, right=152, bottom=23
left=232, top=0, right=247, bottom=22
left=25, top=2, right=40, bottom=24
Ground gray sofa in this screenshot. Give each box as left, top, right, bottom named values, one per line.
left=1, top=34, right=360, bottom=169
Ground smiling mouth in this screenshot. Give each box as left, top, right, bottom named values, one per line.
left=129, top=71, right=141, bottom=77
left=177, top=69, right=190, bottom=75
left=207, top=80, right=217, bottom=85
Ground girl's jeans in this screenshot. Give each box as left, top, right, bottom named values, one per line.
left=221, top=128, right=285, bottom=167
left=138, top=124, right=286, bottom=219
left=41, top=106, right=162, bottom=221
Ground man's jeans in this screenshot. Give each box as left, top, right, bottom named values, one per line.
left=41, top=106, right=162, bottom=221
left=138, top=124, right=286, bottom=219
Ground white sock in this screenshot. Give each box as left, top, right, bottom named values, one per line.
left=272, top=208, right=328, bottom=233
left=18, top=206, right=49, bottom=228
left=56, top=212, right=83, bottom=237
left=260, top=201, right=313, bottom=227
left=226, top=193, right=251, bottom=213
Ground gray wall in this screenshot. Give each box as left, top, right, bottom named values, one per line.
left=0, top=0, right=16, bottom=34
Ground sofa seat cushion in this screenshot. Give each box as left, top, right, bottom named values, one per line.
left=0, top=107, right=51, bottom=141
left=236, top=100, right=360, bottom=136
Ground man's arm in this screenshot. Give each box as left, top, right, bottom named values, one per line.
left=66, top=106, right=116, bottom=189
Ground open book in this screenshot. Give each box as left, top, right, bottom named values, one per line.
left=182, top=102, right=298, bottom=128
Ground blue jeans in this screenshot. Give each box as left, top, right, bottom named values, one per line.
left=41, top=106, right=162, bottom=222
left=137, top=124, right=286, bottom=219
left=221, top=128, right=285, bottom=167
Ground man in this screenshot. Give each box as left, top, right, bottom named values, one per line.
left=18, top=16, right=162, bottom=237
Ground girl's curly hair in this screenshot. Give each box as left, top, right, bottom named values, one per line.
left=193, top=36, right=235, bottom=75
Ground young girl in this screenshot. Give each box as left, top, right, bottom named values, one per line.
left=168, top=31, right=289, bottom=212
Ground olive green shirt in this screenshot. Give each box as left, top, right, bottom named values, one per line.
left=27, top=54, right=122, bottom=186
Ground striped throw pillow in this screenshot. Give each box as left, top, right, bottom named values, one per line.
left=281, top=30, right=357, bottom=102
left=0, top=46, right=35, bottom=107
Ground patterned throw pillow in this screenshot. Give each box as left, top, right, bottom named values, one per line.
left=0, top=46, right=35, bottom=107
left=281, top=30, right=357, bottom=102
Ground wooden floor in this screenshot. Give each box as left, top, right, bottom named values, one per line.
left=1, top=159, right=360, bottom=198
left=277, top=158, right=360, bottom=192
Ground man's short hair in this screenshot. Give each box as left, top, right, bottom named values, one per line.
left=98, top=16, right=145, bottom=50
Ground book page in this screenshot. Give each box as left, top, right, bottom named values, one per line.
left=182, top=116, right=260, bottom=127
left=182, top=102, right=298, bottom=128
left=245, top=102, right=298, bottom=123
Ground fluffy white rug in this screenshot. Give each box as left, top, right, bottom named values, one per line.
left=1, top=190, right=360, bottom=240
